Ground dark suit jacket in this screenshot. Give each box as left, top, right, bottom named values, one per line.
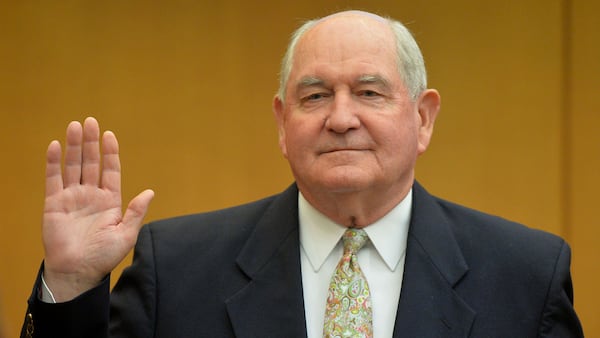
left=23, top=182, right=583, bottom=337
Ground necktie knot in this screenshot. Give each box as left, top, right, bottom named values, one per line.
left=342, top=228, right=369, bottom=254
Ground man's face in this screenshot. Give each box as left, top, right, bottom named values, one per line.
left=274, top=14, right=437, bottom=202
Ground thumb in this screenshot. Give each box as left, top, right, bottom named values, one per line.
left=121, top=189, right=155, bottom=240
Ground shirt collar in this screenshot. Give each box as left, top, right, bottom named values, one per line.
left=299, top=189, right=412, bottom=272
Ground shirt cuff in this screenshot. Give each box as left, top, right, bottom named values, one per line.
left=40, top=273, right=57, bottom=303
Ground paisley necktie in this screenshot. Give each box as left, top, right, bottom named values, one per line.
left=323, top=228, right=373, bottom=338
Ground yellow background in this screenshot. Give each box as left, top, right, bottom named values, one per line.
left=1, top=1, right=598, bottom=337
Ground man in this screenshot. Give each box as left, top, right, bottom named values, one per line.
left=22, top=10, right=583, bottom=338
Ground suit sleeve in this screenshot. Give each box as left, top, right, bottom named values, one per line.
left=20, top=225, right=158, bottom=338
left=537, top=241, right=584, bottom=337
left=20, top=265, right=110, bottom=338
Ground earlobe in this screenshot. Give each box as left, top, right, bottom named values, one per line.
left=272, top=96, right=288, bottom=157
left=416, top=89, right=441, bottom=154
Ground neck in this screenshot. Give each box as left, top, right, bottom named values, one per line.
left=298, top=182, right=412, bottom=228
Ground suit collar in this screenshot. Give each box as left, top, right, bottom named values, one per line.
left=393, top=181, right=475, bottom=337
left=226, top=184, right=308, bottom=337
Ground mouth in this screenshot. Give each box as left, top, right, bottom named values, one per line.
left=319, top=148, right=368, bottom=154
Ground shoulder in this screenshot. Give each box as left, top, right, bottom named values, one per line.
left=428, top=194, right=582, bottom=335
left=412, top=182, right=566, bottom=259
left=148, top=193, right=279, bottom=233
left=434, top=195, right=565, bottom=259
left=134, top=184, right=298, bottom=260
left=411, top=181, right=569, bottom=287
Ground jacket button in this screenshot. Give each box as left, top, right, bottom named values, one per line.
left=26, top=313, right=34, bottom=338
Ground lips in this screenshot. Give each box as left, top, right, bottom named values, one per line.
left=317, top=139, right=373, bottom=155
left=319, top=148, right=369, bottom=154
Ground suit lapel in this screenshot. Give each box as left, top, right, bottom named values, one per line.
left=393, top=182, right=475, bottom=337
left=225, top=184, right=307, bottom=338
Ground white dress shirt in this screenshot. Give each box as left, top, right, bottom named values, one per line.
left=299, top=190, right=412, bottom=338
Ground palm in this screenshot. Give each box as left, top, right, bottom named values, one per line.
left=42, top=117, right=153, bottom=300
left=44, top=185, right=123, bottom=276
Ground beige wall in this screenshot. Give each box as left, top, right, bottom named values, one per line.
left=0, top=1, right=597, bottom=336
left=569, top=0, right=600, bottom=334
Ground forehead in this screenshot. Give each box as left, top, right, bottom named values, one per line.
left=291, top=14, right=398, bottom=84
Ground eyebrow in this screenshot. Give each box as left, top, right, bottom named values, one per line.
left=356, top=74, right=390, bottom=88
left=295, top=74, right=390, bottom=91
left=297, top=76, right=325, bottom=89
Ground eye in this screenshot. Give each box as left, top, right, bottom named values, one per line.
left=301, top=92, right=329, bottom=103
left=360, top=90, right=380, bottom=97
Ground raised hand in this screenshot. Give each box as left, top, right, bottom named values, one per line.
left=42, top=117, right=154, bottom=302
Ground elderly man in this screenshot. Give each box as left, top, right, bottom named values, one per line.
left=22, top=10, right=582, bottom=338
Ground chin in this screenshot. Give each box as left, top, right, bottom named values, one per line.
left=293, top=164, right=378, bottom=191
left=314, top=172, right=374, bottom=193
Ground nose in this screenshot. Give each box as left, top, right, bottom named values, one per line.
left=324, top=93, right=361, bottom=133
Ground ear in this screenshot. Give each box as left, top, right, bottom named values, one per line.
left=272, top=95, right=289, bottom=158
left=416, top=89, right=441, bottom=155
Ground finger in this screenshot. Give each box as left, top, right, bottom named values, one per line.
left=121, top=189, right=155, bottom=241
left=45, top=140, right=64, bottom=197
left=63, top=121, right=83, bottom=187
left=100, top=130, right=121, bottom=193
left=81, top=117, right=101, bottom=186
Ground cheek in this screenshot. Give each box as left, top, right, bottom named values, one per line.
left=285, top=115, right=321, bottom=144
left=281, top=124, right=312, bottom=161
left=374, top=120, right=420, bottom=158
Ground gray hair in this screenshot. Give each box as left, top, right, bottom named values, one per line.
left=276, top=14, right=427, bottom=102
